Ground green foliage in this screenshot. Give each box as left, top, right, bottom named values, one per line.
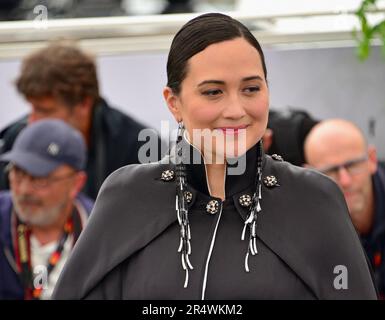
left=354, top=0, right=385, bottom=60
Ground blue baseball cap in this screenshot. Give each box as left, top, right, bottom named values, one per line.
left=0, top=119, right=86, bottom=177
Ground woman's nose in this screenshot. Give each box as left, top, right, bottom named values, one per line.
left=222, top=95, right=246, bottom=119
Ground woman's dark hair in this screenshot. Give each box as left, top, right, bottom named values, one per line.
left=166, top=13, right=267, bottom=94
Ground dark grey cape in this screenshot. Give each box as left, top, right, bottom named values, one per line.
left=53, top=145, right=377, bottom=300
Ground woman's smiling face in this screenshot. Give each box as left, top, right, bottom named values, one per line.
left=165, top=37, right=269, bottom=161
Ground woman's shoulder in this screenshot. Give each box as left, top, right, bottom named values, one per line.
left=264, top=153, right=341, bottom=196
left=103, top=157, right=170, bottom=184
left=262, top=153, right=352, bottom=231
left=93, top=156, right=177, bottom=223
left=98, top=155, right=175, bottom=195
left=53, top=157, right=178, bottom=299
left=260, top=154, right=377, bottom=299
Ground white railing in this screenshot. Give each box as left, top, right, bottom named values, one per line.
left=0, top=8, right=384, bottom=59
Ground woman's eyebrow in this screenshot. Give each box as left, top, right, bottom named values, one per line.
left=197, top=76, right=263, bottom=87
left=242, top=75, right=263, bottom=82
left=197, top=80, right=225, bottom=87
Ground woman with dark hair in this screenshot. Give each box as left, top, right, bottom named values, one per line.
left=53, top=13, right=377, bottom=299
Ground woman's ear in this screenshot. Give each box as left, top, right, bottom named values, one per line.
left=262, top=128, right=273, bottom=152
left=163, top=87, right=182, bottom=122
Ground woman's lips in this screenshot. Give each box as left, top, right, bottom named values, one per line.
left=216, top=125, right=249, bottom=135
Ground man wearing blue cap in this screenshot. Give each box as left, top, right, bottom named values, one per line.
left=0, top=119, right=93, bottom=300
left=0, top=43, right=164, bottom=199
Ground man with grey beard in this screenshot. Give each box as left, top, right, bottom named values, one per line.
left=0, top=119, right=93, bottom=299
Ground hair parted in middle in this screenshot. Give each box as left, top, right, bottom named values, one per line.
left=166, top=12, right=268, bottom=95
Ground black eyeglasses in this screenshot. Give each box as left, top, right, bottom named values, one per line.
left=318, top=155, right=368, bottom=179
left=7, top=164, right=76, bottom=189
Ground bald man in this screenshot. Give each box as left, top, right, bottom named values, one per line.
left=304, top=119, right=385, bottom=298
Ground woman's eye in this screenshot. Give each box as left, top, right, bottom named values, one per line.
left=243, top=86, right=260, bottom=93
left=202, top=89, right=222, bottom=96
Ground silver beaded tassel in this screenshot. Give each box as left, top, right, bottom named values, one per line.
left=175, top=122, right=193, bottom=288
left=241, top=141, right=263, bottom=272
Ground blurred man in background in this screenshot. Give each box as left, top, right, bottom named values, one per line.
left=0, top=42, right=163, bottom=199
left=0, top=119, right=93, bottom=299
left=304, top=118, right=385, bottom=298
left=263, top=109, right=318, bottom=166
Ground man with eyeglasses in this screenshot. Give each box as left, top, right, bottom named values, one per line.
left=0, top=119, right=93, bottom=299
left=0, top=43, right=164, bottom=200
left=304, top=118, right=385, bottom=298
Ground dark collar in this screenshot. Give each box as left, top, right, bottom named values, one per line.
left=178, top=137, right=264, bottom=198
left=90, top=98, right=121, bottom=140
left=363, top=164, right=385, bottom=243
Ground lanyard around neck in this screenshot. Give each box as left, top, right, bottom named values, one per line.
left=13, top=206, right=83, bottom=300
